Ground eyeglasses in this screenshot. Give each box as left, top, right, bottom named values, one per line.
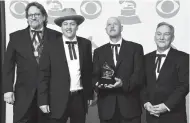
left=28, top=13, right=41, bottom=18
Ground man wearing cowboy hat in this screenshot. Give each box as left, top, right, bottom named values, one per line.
left=38, top=8, right=93, bottom=123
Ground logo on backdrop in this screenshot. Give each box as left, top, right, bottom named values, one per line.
left=156, top=0, right=180, bottom=18
left=118, top=0, right=141, bottom=25
left=80, top=0, right=102, bottom=19
left=46, top=0, right=64, bottom=25
left=10, top=0, right=29, bottom=19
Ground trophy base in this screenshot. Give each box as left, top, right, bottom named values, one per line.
left=99, top=78, right=115, bottom=85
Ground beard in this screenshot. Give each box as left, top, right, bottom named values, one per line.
left=28, top=20, right=43, bottom=30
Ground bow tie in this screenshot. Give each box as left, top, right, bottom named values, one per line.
left=31, top=30, right=42, bottom=33
left=65, top=41, right=77, bottom=60
left=31, top=30, right=43, bottom=43
left=155, top=54, right=166, bottom=73
left=156, top=54, right=166, bottom=57
left=110, top=44, right=120, bottom=47
left=65, top=41, right=77, bottom=44
left=110, top=44, right=120, bottom=62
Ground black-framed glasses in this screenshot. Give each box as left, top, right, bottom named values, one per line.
left=28, top=13, right=41, bottom=18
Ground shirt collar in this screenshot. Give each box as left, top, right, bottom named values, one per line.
left=62, top=35, right=77, bottom=42
left=109, top=38, right=122, bottom=46
left=30, top=27, right=44, bottom=32
left=156, top=47, right=171, bottom=56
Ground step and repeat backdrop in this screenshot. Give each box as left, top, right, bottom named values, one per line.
left=4, top=0, right=189, bottom=123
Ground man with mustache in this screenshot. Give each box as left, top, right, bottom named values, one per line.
left=38, top=8, right=93, bottom=123
left=142, top=22, right=189, bottom=123
left=93, top=17, right=144, bottom=123
left=3, top=2, right=61, bottom=123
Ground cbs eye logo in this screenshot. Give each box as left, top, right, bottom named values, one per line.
left=156, top=0, right=180, bottom=18
left=9, top=0, right=29, bottom=19
left=80, top=0, right=102, bottom=20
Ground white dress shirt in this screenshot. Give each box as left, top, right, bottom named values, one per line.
left=109, top=38, right=122, bottom=66
left=155, top=47, right=171, bottom=111
left=62, top=35, right=83, bottom=92
left=155, top=47, right=171, bottom=79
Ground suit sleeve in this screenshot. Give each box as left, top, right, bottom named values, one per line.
left=38, top=43, right=51, bottom=106
left=86, top=41, right=94, bottom=99
left=140, top=55, right=150, bottom=105
left=123, top=45, right=144, bottom=92
left=164, top=54, right=189, bottom=110
left=92, top=49, right=101, bottom=91
left=140, top=73, right=149, bottom=106
left=3, top=34, right=16, bottom=93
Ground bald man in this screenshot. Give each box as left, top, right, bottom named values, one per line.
left=92, top=17, right=144, bottom=123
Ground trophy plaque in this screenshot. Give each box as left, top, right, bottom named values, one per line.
left=99, top=62, right=115, bottom=85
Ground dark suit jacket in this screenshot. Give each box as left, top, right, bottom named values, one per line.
left=142, top=48, right=189, bottom=123
left=38, top=36, right=93, bottom=119
left=92, top=39, right=144, bottom=120
left=2, top=27, right=61, bottom=122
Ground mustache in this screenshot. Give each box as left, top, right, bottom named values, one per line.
left=30, top=19, right=38, bottom=21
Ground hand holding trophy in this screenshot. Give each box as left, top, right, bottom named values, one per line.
left=99, top=62, right=115, bottom=88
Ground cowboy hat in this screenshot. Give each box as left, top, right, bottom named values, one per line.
left=54, top=8, right=85, bottom=27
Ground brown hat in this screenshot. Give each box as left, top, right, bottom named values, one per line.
left=54, top=8, right=85, bottom=27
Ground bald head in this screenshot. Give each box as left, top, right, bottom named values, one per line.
left=106, top=17, right=122, bottom=26
left=106, top=17, right=123, bottom=38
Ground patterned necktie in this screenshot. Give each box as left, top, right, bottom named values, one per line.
left=155, top=54, right=166, bottom=73
left=31, top=30, right=43, bottom=63
left=65, top=41, right=77, bottom=60
left=110, top=44, right=120, bottom=61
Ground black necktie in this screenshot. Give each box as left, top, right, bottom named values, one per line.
left=110, top=44, right=120, bottom=61
left=155, top=54, right=166, bottom=73
left=65, top=41, right=77, bottom=60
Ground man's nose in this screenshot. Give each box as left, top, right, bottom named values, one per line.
left=31, top=15, right=37, bottom=20
left=66, top=24, right=72, bottom=29
left=160, top=34, right=164, bottom=40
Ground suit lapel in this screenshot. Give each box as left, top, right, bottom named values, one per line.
left=42, top=27, right=49, bottom=46
left=115, top=40, right=130, bottom=70
left=22, top=27, right=37, bottom=63
left=57, top=36, right=67, bottom=62
left=104, top=44, right=115, bottom=68
left=157, top=48, right=175, bottom=81
left=149, top=51, right=157, bottom=82
left=77, top=37, right=83, bottom=69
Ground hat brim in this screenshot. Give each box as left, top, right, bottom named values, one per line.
left=54, top=15, right=85, bottom=27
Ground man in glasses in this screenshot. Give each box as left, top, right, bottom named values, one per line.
left=3, top=2, right=61, bottom=123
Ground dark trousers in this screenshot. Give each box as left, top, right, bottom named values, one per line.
left=16, top=94, right=47, bottom=123
left=49, top=90, right=86, bottom=123
left=100, top=100, right=141, bottom=123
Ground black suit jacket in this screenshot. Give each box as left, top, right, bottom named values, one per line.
left=142, top=48, right=189, bottom=123
left=92, top=39, right=144, bottom=120
left=38, top=36, right=93, bottom=119
left=2, top=27, right=61, bottom=122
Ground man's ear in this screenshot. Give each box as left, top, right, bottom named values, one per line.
left=171, top=35, right=175, bottom=43
left=121, top=25, right=123, bottom=32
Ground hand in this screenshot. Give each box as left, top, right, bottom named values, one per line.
left=95, top=82, right=104, bottom=88
left=4, top=92, right=15, bottom=104
left=153, top=103, right=168, bottom=114
left=106, top=77, right=123, bottom=88
left=144, top=102, right=159, bottom=117
left=39, top=105, right=50, bottom=113
left=88, top=100, right=93, bottom=106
